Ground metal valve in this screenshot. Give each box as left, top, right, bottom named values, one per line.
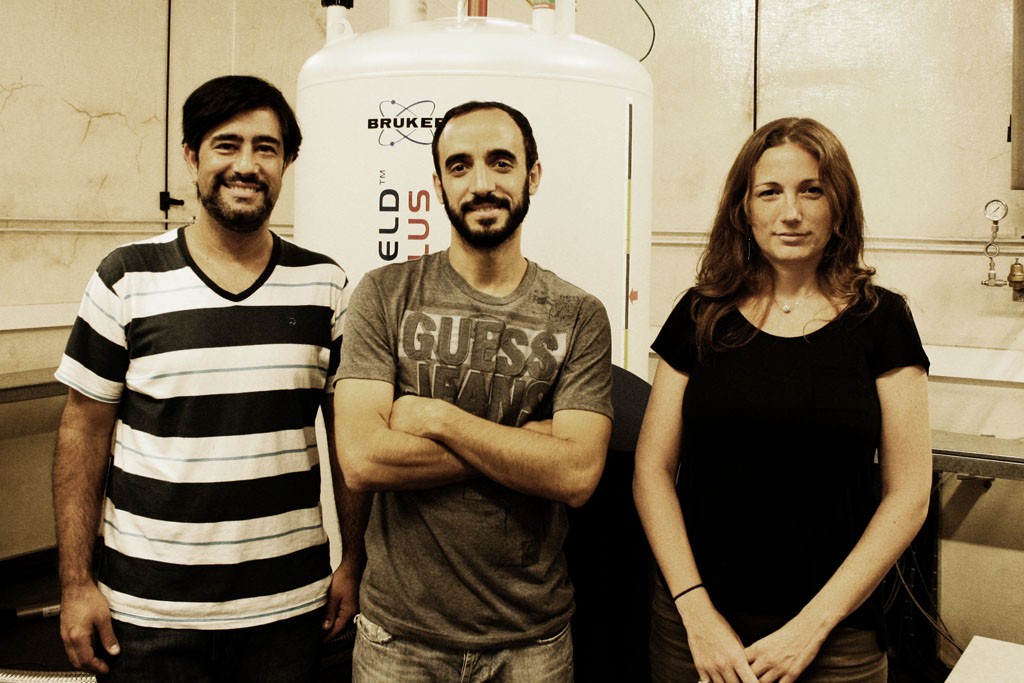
left=981, top=252, right=1007, bottom=287
left=1009, top=258, right=1024, bottom=301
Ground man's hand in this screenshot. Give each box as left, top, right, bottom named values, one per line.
left=59, top=582, right=119, bottom=674
left=388, top=394, right=441, bottom=439
left=322, top=563, right=361, bottom=641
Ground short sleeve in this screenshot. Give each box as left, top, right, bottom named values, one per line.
left=338, top=270, right=398, bottom=384
left=866, top=289, right=930, bottom=376
left=651, top=289, right=699, bottom=374
left=550, top=295, right=613, bottom=419
left=324, top=265, right=350, bottom=393
left=55, top=259, right=130, bottom=403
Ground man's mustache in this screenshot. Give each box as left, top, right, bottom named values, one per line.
left=216, top=172, right=268, bottom=193
left=461, top=193, right=511, bottom=212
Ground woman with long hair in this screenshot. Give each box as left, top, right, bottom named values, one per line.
left=634, top=118, right=932, bottom=683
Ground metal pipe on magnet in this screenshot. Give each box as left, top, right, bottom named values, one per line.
left=390, top=0, right=427, bottom=26
left=556, top=0, right=576, bottom=35
left=531, top=0, right=556, bottom=33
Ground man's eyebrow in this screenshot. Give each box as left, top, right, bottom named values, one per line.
left=486, top=149, right=518, bottom=163
left=208, top=133, right=282, bottom=147
left=210, top=133, right=243, bottom=144
left=253, top=135, right=282, bottom=147
left=444, top=152, right=472, bottom=168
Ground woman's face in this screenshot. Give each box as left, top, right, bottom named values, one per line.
left=747, top=142, right=833, bottom=271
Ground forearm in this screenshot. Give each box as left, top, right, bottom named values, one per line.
left=631, top=359, right=728, bottom=627
left=52, top=392, right=117, bottom=589
left=406, top=399, right=608, bottom=507
left=635, top=441, right=757, bottom=681
left=795, top=485, right=930, bottom=635
left=322, top=402, right=372, bottom=567
left=634, top=465, right=702, bottom=598
left=339, top=418, right=478, bottom=491
left=633, top=461, right=727, bottom=632
left=53, top=460, right=105, bottom=588
left=797, top=366, right=932, bottom=634
left=335, top=379, right=478, bottom=492
left=332, top=475, right=371, bottom=566
left=632, top=359, right=707, bottom=608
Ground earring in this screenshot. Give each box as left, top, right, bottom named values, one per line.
left=746, top=236, right=752, bottom=263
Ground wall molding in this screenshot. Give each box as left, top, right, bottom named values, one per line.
left=653, top=230, right=1024, bottom=256
left=925, top=344, right=1024, bottom=386
left=0, top=303, right=78, bottom=332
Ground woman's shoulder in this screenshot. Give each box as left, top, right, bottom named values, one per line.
left=671, top=287, right=700, bottom=310
left=868, top=285, right=915, bottom=319
left=662, top=288, right=700, bottom=324
left=841, top=285, right=923, bottom=344
left=840, top=285, right=908, bottom=318
left=873, top=285, right=907, bottom=304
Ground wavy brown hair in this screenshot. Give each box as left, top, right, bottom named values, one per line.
left=691, top=117, right=878, bottom=357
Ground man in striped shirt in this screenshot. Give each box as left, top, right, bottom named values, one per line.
left=52, top=75, right=366, bottom=681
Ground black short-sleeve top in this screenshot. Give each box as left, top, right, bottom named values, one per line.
left=652, top=287, right=929, bottom=639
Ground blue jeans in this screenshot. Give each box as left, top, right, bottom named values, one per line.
left=101, top=609, right=324, bottom=683
left=352, top=613, right=574, bottom=683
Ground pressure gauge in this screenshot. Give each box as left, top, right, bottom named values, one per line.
left=985, top=199, right=1008, bottom=222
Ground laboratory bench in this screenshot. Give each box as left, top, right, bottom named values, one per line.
left=931, top=429, right=1024, bottom=481
left=0, top=368, right=64, bottom=405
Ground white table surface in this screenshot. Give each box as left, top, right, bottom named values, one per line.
left=946, top=635, right=1024, bottom=682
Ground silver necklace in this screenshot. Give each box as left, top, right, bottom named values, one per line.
left=775, top=296, right=802, bottom=314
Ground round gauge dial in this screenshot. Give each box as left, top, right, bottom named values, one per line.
left=985, top=199, right=1008, bottom=222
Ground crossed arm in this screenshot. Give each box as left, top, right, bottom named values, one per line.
left=335, top=378, right=611, bottom=508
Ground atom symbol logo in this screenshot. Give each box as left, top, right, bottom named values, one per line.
left=376, top=100, right=438, bottom=147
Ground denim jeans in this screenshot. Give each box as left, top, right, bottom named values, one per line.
left=352, top=613, right=574, bottom=683
left=101, top=608, right=325, bottom=683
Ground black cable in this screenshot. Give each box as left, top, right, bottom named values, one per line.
left=885, top=471, right=962, bottom=683
left=633, top=0, right=655, bottom=62
left=903, top=474, right=965, bottom=654
left=752, top=0, right=759, bottom=131
left=163, top=0, right=172, bottom=222
left=895, top=560, right=964, bottom=654
left=159, top=0, right=185, bottom=220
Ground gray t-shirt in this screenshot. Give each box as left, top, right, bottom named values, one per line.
left=340, top=250, right=613, bottom=649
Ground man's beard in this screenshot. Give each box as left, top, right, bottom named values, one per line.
left=198, top=172, right=274, bottom=234
left=443, top=178, right=531, bottom=249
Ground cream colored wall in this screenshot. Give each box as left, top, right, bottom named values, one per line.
left=1, top=0, right=1022, bottom=663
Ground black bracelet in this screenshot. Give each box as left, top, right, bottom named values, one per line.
left=671, top=583, right=705, bottom=602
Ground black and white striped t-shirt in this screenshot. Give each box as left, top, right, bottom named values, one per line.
left=56, top=228, right=348, bottom=629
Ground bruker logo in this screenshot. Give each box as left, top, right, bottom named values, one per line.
left=368, top=100, right=444, bottom=146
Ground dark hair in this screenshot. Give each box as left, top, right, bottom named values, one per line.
left=431, top=101, right=538, bottom=177
left=182, top=75, right=302, bottom=163
left=692, top=117, right=877, bottom=356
